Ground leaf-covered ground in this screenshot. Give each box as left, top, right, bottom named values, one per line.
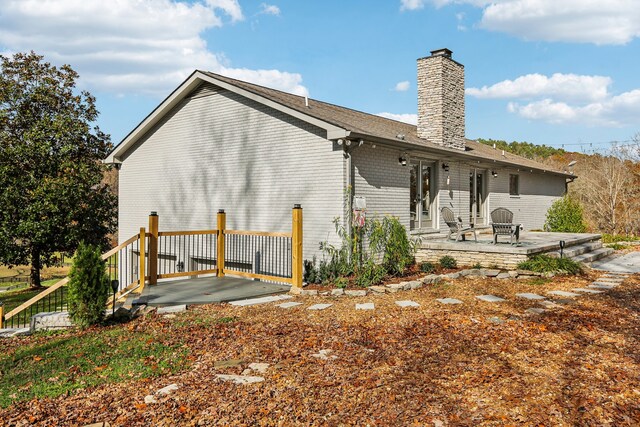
left=1, top=272, right=639, bottom=426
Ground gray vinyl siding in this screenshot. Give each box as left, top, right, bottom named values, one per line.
left=437, top=160, right=471, bottom=229
left=351, top=145, right=411, bottom=228
left=118, top=83, right=344, bottom=261
left=487, top=169, right=566, bottom=230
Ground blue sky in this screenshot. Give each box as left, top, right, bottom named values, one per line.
left=1, top=0, right=639, bottom=152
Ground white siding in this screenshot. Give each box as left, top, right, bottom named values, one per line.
left=351, top=145, right=411, bottom=227
left=118, top=84, right=344, bottom=259
left=487, top=169, right=566, bottom=230
left=437, top=161, right=471, bottom=229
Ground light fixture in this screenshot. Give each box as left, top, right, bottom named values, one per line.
left=568, top=160, right=577, bottom=168
left=396, top=134, right=405, bottom=140
left=491, top=170, right=498, bottom=178
left=398, top=154, right=407, bottom=166
left=442, top=163, right=450, bottom=172
left=446, top=175, right=450, bottom=186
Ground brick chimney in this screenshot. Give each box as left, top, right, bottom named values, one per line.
left=417, top=48, right=465, bottom=150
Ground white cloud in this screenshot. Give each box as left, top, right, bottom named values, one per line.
left=466, top=73, right=612, bottom=103
left=376, top=112, right=418, bottom=125
left=0, top=0, right=307, bottom=97
left=259, top=3, right=281, bottom=16
left=401, top=0, right=640, bottom=45
left=395, top=81, right=410, bottom=92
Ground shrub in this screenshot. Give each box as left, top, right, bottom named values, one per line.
left=355, top=260, right=386, bottom=287
left=472, top=262, right=482, bottom=269
left=67, top=243, right=110, bottom=328
left=517, top=255, right=582, bottom=275
left=303, top=258, right=318, bottom=284
left=334, top=276, right=348, bottom=289
left=439, top=255, right=457, bottom=269
left=602, top=233, right=638, bottom=244
left=608, top=243, right=629, bottom=251
left=544, top=196, right=587, bottom=233
left=420, top=261, right=435, bottom=273
left=376, top=216, right=417, bottom=275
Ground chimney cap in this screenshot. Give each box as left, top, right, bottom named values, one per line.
left=430, top=48, right=453, bottom=58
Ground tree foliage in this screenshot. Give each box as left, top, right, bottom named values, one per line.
left=67, top=242, right=110, bottom=328
left=544, top=195, right=587, bottom=233
left=477, top=138, right=565, bottom=159
left=0, top=52, right=116, bottom=288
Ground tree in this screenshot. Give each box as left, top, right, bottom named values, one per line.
left=0, top=52, right=116, bottom=288
left=67, top=242, right=110, bottom=328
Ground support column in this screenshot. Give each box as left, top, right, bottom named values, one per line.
left=0, top=304, right=4, bottom=329
left=148, top=212, right=158, bottom=286
left=217, top=210, right=226, bottom=277
left=291, top=204, right=303, bottom=290
left=138, top=227, right=146, bottom=294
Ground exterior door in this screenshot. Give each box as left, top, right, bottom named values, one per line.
left=469, top=169, right=485, bottom=226
left=410, top=160, right=435, bottom=230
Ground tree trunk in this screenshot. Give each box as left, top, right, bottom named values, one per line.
left=30, top=247, right=44, bottom=289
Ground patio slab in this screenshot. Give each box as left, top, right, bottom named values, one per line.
left=591, top=252, right=640, bottom=273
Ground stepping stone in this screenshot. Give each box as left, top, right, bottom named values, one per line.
left=436, top=298, right=463, bottom=305
left=395, top=300, right=420, bottom=307
left=475, top=295, right=506, bottom=303
left=345, top=290, right=367, bottom=297
left=588, top=283, right=616, bottom=290
left=157, top=305, right=187, bottom=314
left=516, top=292, right=546, bottom=300
left=488, top=316, right=505, bottom=324
left=369, top=286, right=387, bottom=293
left=591, top=281, right=620, bottom=287
left=355, top=303, right=374, bottom=310
left=538, top=300, right=562, bottom=309
left=278, top=302, right=303, bottom=309
left=331, top=288, right=344, bottom=296
left=572, top=288, right=604, bottom=294
left=215, top=374, right=264, bottom=384
left=311, top=349, right=337, bottom=360
left=230, top=295, right=292, bottom=306
left=547, top=290, right=580, bottom=298
left=526, top=308, right=546, bottom=315
left=597, top=276, right=623, bottom=282
left=307, top=303, right=332, bottom=310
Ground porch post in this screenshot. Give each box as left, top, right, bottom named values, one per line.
left=148, top=212, right=158, bottom=286
left=291, top=204, right=303, bottom=290
left=0, top=304, right=4, bottom=329
left=138, top=227, right=146, bottom=294
left=217, top=210, right=226, bottom=277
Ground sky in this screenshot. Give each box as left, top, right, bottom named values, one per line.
left=1, top=0, right=639, bottom=152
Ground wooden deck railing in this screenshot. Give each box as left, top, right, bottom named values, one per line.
left=0, top=205, right=303, bottom=328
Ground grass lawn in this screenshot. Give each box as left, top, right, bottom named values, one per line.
left=0, top=279, right=65, bottom=314
left=0, top=270, right=638, bottom=425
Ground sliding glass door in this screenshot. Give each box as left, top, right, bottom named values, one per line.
left=410, top=160, right=435, bottom=230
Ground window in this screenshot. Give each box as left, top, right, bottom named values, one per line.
left=509, top=174, right=519, bottom=196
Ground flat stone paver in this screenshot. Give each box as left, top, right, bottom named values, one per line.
left=307, top=303, right=332, bottom=310
left=591, top=252, right=640, bottom=273
left=588, top=283, right=616, bottom=290
left=355, top=303, right=375, bottom=310
left=572, top=288, right=604, bottom=294
left=547, top=290, right=580, bottom=298
left=475, top=295, right=506, bottom=303
left=526, top=308, right=546, bottom=315
left=215, top=374, right=265, bottom=384
left=157, top=305, right=187, bottom=314
left=591, top=281, right=619, bottom=287
left=596, top=277, right=624, bottom=283
left=538, top=300, right=562, bottom=309
left=516, top=292, right=546, bottom=300
left=395, top=300, right=420, bottom=307
left=436, top=298, right=463, bottom=305
left=230, top=295, right=292, bottom=307
left=278, top=302, right=303, bottom=309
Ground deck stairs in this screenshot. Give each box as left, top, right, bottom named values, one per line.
left=547, top=239, right=614, bottom=264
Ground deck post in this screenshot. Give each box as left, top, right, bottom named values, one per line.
left=0, top=304, right=4, bottom=329
left=148, top=212, right=158, bottom=286
left=291, top=204, right=303, bottom=290
left=217, top=210, right=226, bottom=277
left=139, top=227, right=146, bottom=294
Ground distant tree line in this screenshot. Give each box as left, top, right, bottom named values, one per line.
left=477, top=138, right=566, bottom=159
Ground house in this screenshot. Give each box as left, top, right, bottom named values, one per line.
left=105, top=48, right=572, bottom=261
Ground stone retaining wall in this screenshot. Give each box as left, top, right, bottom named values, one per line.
left=416, top=249, right=528, bottom=270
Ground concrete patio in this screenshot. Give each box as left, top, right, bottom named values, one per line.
left=416, top=232, right=610, bottom=269
left=132, top=275, right=291, bottom=307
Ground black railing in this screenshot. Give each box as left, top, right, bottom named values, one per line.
left=4, top=285, right=67, bottom=329
left=225, top=231, right=292, bottom=280
left=157, top=231, right=217, bottom=278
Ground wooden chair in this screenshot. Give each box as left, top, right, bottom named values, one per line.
left=490, top=208, right=522, bottom=245
left=441, top=207, right=477, bottom=242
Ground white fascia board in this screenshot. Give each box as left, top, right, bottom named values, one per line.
left=105, top=71, right=348, bottom=163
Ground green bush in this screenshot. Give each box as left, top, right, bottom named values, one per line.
left=375, top=216, right=417, bottom=276
left=602, top=233, right=638, bottom=243
left=472, top=262, right=482, bottom=269
left=544, top=196, right=587, bottom=232
left=67, top=243, right=110, bottom=328
left=608, top=243, right=629, bottom=251
left=439, top=255, right=457, bottom=269
left=517, top=255, right=582, bottom=275
left=355, top=260, right=386, bottom=287
left=334, top=276, right=348, bottom=289
left=420, top=261, right=435, bottom=273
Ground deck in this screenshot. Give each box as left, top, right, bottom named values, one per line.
left=131, top=275, right=290, bottom=307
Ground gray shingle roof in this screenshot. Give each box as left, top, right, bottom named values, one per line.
left=202, top=71, right=570, bottom=177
